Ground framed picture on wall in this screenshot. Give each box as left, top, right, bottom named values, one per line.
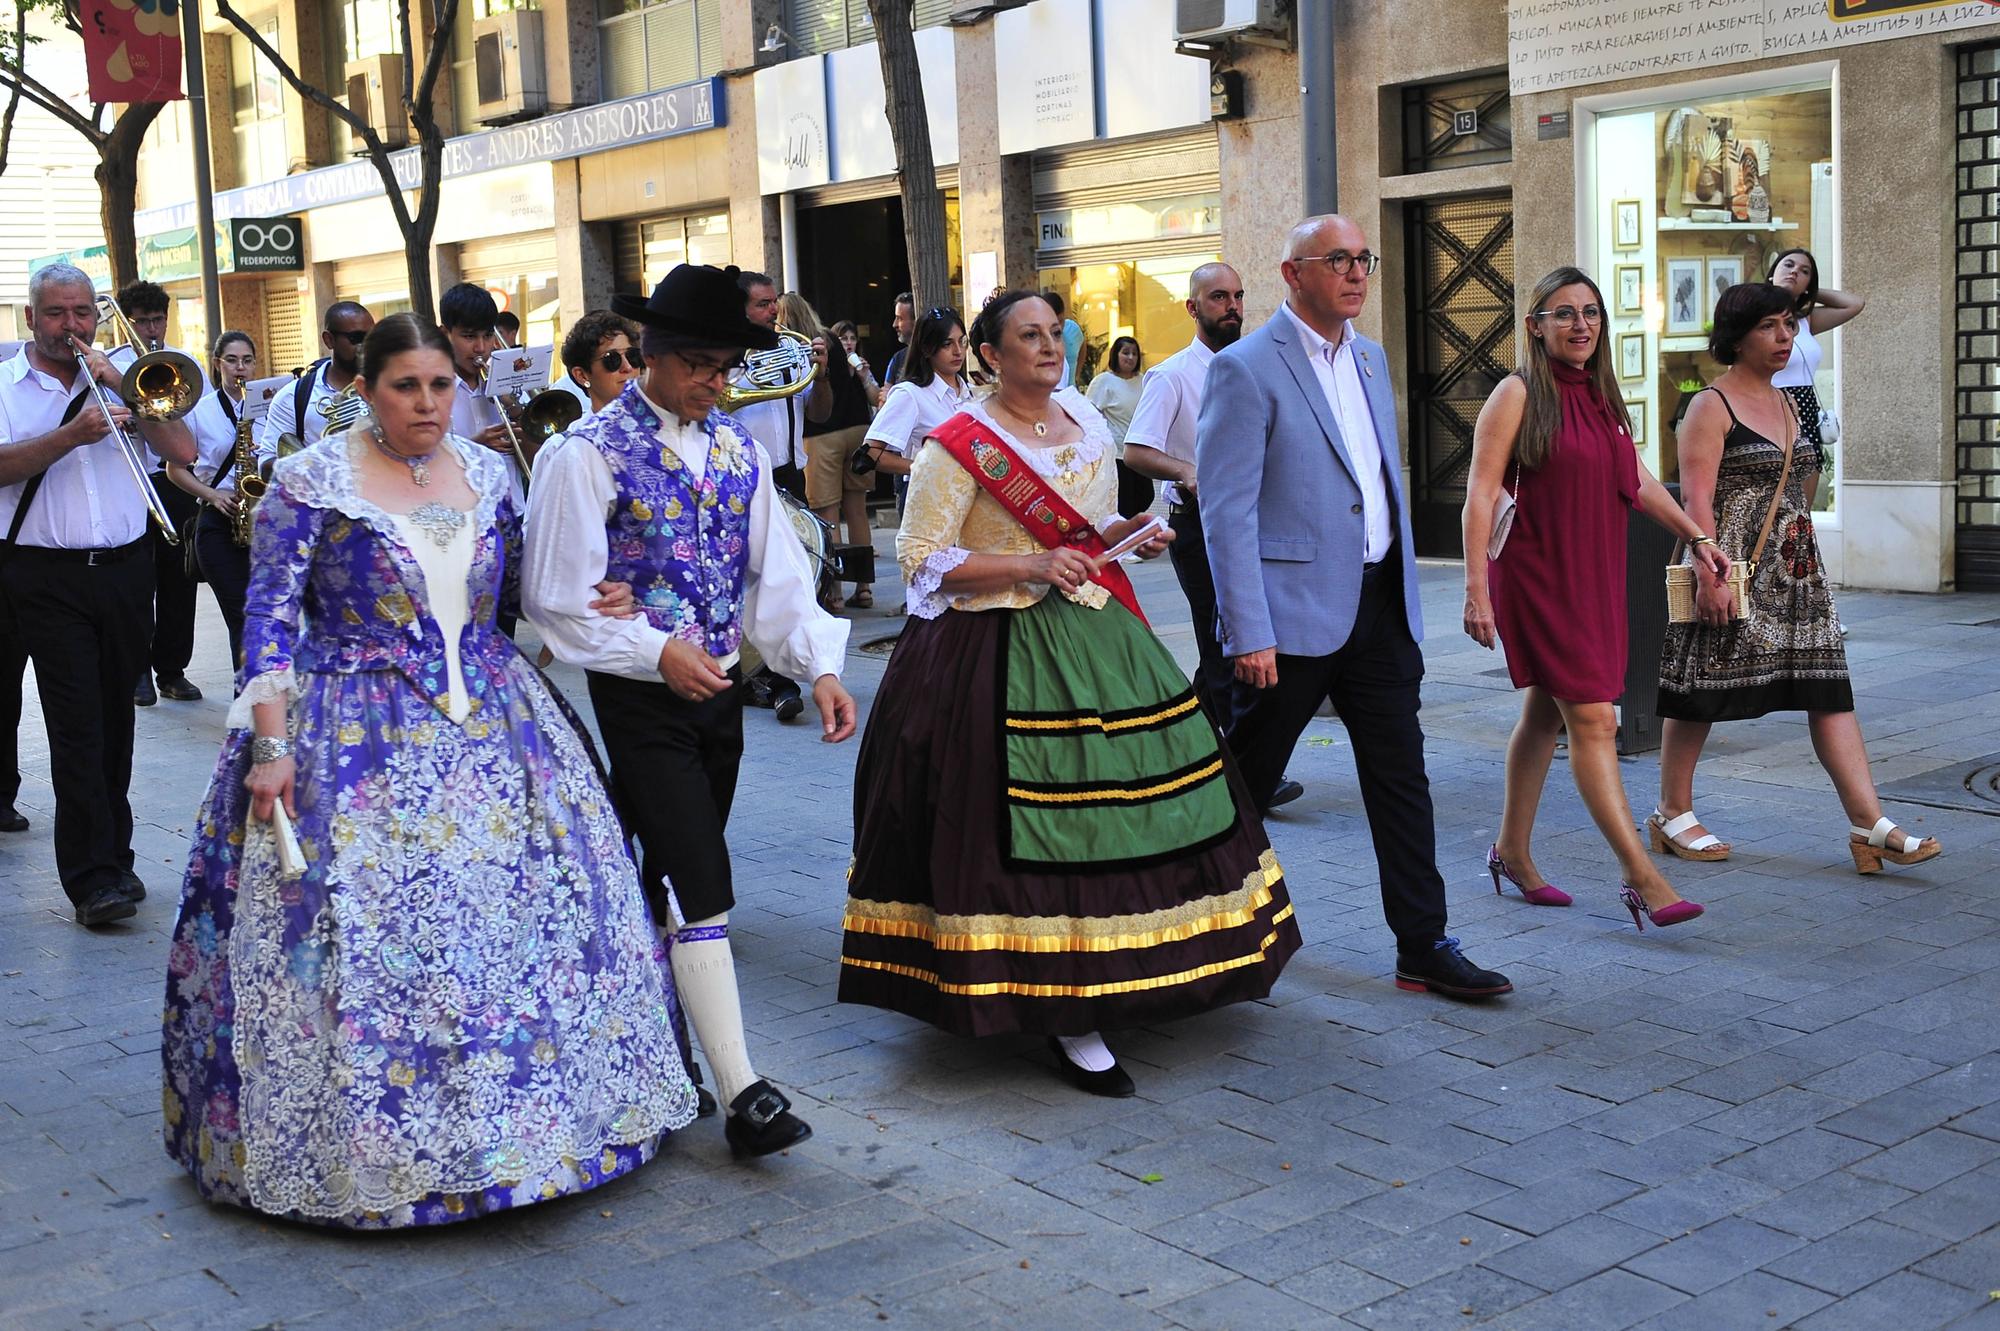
left=1665, top=257, right=1706, bottom=335
left=1615, top=264, right=1643, bottom=315
left=1618, top=331, right=1647, bottom=382
left=1707, top=255, right=1745, bottom=307
left=1613, top=198, right=1643, bottom=250
left=1626, top=398, right=1647, bottom=445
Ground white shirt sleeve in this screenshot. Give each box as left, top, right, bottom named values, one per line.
left=864, top=382, right=922, bottom=454
left=743, top=441, right=850, bottom=681
left=256, top=377, right=298, bottom=465
left=521, top=434, right=674, bottom=682
left=1121, top=365, right=1180, bottom=451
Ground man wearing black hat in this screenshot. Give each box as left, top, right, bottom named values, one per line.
left=521, top=264, right=857, bottom=1159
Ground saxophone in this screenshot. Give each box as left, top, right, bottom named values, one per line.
left=227, top=407, right=263, bottom=547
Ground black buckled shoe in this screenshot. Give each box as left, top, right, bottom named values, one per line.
left=1394, top=936, right=1513, bottom=999
left=0, top=804, right=27, bottom=833
left=156, top=676, right=203, bottom=702
left=724, top=1080, right=811, bottom=1159
left=133, top=676, right=157, bottom=707
left=75, top=884, right=138, bottom=927
left=1047, top=1038, right=1136, bottom=1098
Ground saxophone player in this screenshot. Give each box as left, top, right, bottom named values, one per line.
left=165, top=331, right=259, bottom=672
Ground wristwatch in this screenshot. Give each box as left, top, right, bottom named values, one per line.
left=250, top=735, right=295, bottom=765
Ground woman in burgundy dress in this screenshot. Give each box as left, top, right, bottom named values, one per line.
left=1461, top=267, right=1729, bottom=930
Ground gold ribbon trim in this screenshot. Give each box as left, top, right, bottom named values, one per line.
left=1006, top=757, right=1223, bottom=805
left=1004, top=694, right=1202, bottom=734
left=840, top=909, right=1295, bottom=998
left=842, top=851, right=1283, bottom=953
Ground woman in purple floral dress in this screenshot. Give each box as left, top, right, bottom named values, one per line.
left=161, top=315, right=698, bottom=1228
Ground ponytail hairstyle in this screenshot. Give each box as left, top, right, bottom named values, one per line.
left=967, top=289, right=1052, bottom=376
left=209, top=329, right=256, bottom=391
left=1515, top=266, right=1628, bottom=471
left=900, top=306, right=965, bottom=388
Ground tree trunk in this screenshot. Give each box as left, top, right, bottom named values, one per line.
left=866, top=1, right=951, bottom=314
left=96, top=103, right=164, bottom=290
left=404, top=132, right=447, bottom=319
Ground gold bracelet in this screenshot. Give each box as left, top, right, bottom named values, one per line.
left=1688, top=534, right=1717, bottom=549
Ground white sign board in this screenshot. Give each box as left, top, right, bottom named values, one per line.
left=755, top=56, right=831, bottom=194
left=995, top=0, right=1096, bottom=155
left=1100, top=0, right=1212, bottom=140
left=826, top=25, right=960, bottom=183
left=1508, top=0, right=2000, bottom=95
left=481, top=345, right=555, bottom=398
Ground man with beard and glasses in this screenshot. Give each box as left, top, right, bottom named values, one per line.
left=1124, top=263, right=1303, bottom=810
left=255, top=301, right=376, bottom=467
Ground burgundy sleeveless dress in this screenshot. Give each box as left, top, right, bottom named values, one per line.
left=1488, top=362, right=1640, bottom=704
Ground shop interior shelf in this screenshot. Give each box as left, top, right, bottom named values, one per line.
left=1656, top=219, right=1800, bottom=232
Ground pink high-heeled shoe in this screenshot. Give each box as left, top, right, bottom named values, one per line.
left=1488, top=845, right=1573, bottom=907
left=1618, top=885, right=1704, bottom=931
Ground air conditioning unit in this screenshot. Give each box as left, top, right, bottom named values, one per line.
left=473, top=9, right=548, bottom=122
left=345, top=54, right=409, bottom=147
left=1174, top=0, right=1289, bottom=44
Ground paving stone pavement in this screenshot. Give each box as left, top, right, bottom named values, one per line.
left=4, top=545, right=1999, bottom=1331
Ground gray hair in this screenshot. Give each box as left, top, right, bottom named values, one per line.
left=1284, top=214, right=1364, bottom=261
left=28, top=263, right=96, bottom=307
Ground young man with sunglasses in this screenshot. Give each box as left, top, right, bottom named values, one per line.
left=521, top=263, right=857, bottom=1159
left=254, top=301, right=375, bottom=466
left=559, top=310, right=644, bottom=417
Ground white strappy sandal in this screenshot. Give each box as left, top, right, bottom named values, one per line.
left=1848, top=817, right=1941, bottom=875
left=1646, top=808, right=1731, bottom=862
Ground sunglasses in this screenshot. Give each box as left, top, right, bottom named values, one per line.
left=327, top=329, right=369, bottom=346
left=596, top=348, right=644, bottom=373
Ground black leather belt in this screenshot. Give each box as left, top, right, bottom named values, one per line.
left=5, top=536, right=148, bottom=567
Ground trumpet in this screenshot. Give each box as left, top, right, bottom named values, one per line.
left=718, top=325, right=817, bottom=411
left=71, top=294, right=203, bottom=545
left=479, top=328, right=535, bottom=488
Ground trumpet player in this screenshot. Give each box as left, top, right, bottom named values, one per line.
left=0, top=263, right=197, bottom=927
left=117, top=282, right=204, bottom=709
left=255, top=301, right=374, bottom=467
left=165, top=331, right=259, bottom=672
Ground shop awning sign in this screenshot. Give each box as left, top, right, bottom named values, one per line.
left=230, top=217, right=303, bottom=272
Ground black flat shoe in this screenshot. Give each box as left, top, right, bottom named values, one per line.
left=1047, top=1038, right=1136, bottom=1098
left=0, top=804, right=26, bottom=833
left=1266, top=777, right=1305, bottom=811
left=724, top=1080, right=811, bottom=1159
left=133, top=677, right=157, bottom=707
left=1394, top=936, right=1513, bottom=999
left=774, top=694, right=804, bottom=722
left=156, top=676, right=203, bottom=702
left=696, top=1086, right=717, bottom=1117
left=75, top=884, right=137, bottom=927
left=118, top=870, right=146, bottom=903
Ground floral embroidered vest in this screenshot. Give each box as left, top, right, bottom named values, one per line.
left=583, top=382, right=759, bottom=659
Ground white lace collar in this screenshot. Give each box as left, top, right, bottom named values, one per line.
left=965, top=387, right=1109, bottom=479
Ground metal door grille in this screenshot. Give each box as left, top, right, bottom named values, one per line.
left=1405, top=193, right=1514, bottom=557
left=1957, top=43, right=2000, bottom=589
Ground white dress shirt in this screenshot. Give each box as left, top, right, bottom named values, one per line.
left=1280, top=303, right=1392, bottom=564
left=254, top=360, right=337, bottom=464
left=731, top=392, right=807, bottom=471
left=863, top=375, right=974, bottom=457
left=0, top=344, right=148, bottom=549
left=521, top=389, right=849, bottom=685
left=1122, top=335, right=1215, bottom=506
left=185, top=390, right=247, bottom=494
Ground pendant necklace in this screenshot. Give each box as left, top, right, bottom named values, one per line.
left=1000, top=398, right=1048, bottom=437
left=370, top=426, right=435, bottom=487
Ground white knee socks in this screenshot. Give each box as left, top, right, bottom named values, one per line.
left=669, top=913, right=758, bottom=1107
left=1057, top=1032, right=1117, bottom=1072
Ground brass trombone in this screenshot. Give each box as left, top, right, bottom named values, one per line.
left=519, top=388, right=582, bottom=448
left=70, top=294, right=203, bottom=545
left=480, top=327, right=536, bottom=488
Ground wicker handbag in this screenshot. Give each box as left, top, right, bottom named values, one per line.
left=1665, top=401, right=1794, bottom=624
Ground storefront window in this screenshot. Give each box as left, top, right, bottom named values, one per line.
left=1591, top=82, right=1837, bottom=514
left=598, top=0, right=722, bottom=101
left=638, top=211, right=732, bottom=288
left=230, top=17, right=289, bottom=186
left=1038, top=254, right=1219, bottom=387
left=482, top=267, right=562, bottom=352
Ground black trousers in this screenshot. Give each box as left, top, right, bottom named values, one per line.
left=585, top=668, right=744, bottom=926
left=1167, top=498, right=1254, bottom=732
left=1115, top=460, right=1156, bottom=519
left=194, top=507, right=249, bottom=674
left=148, top=476, right=200, bottom=681
left=0, top=541, right=152, bottom=904
left=1, top=628, right=22, bottom=807
left=1224, top=555, right=1448, bottom=950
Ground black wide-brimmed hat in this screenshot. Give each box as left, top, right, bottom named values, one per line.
left=611, top=264, right=779, bottom=352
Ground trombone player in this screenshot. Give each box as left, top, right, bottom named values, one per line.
left=439, top=283, right=529, bottom=470
left=0, top=263, right=197, bottom=927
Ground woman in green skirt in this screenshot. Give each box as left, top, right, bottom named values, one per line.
left=840, top=291, right=1300, bottom=1096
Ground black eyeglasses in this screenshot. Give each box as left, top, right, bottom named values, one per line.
left=597, top=348, right=644, bottom=372
left=672, top=350, right=745, bottom=384
left=327, top=329, right=369, bottom=346
left=1295, top=251, right=1380, bottom=276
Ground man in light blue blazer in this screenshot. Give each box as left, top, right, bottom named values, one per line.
left=1194, top=214, right=1510, bottom=1000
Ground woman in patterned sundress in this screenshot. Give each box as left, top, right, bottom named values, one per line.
left=1655, top=283, right=1940, bottom=877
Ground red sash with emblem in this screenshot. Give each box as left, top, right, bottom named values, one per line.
left=930, top=412, right=1147, bottom=625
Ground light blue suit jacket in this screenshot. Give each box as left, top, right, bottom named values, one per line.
left=1193, top=311, right=1424, bottom=659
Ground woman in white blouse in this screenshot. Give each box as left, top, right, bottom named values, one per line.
left=856, top=307, right=973, bottom=484
left=166, top=330, right=258, bottom=670
left=1085, top=335, right=1152, bottom=517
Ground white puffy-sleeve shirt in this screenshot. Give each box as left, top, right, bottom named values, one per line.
left=521, top=398, right=850, bottom=684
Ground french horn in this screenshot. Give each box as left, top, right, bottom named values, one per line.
left=718, top=326, right=817, bottom=410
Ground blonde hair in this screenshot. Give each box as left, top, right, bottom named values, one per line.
left=1515, top=267, right=1629, bottom=470
left=776, top=291, right=825, bottom=340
